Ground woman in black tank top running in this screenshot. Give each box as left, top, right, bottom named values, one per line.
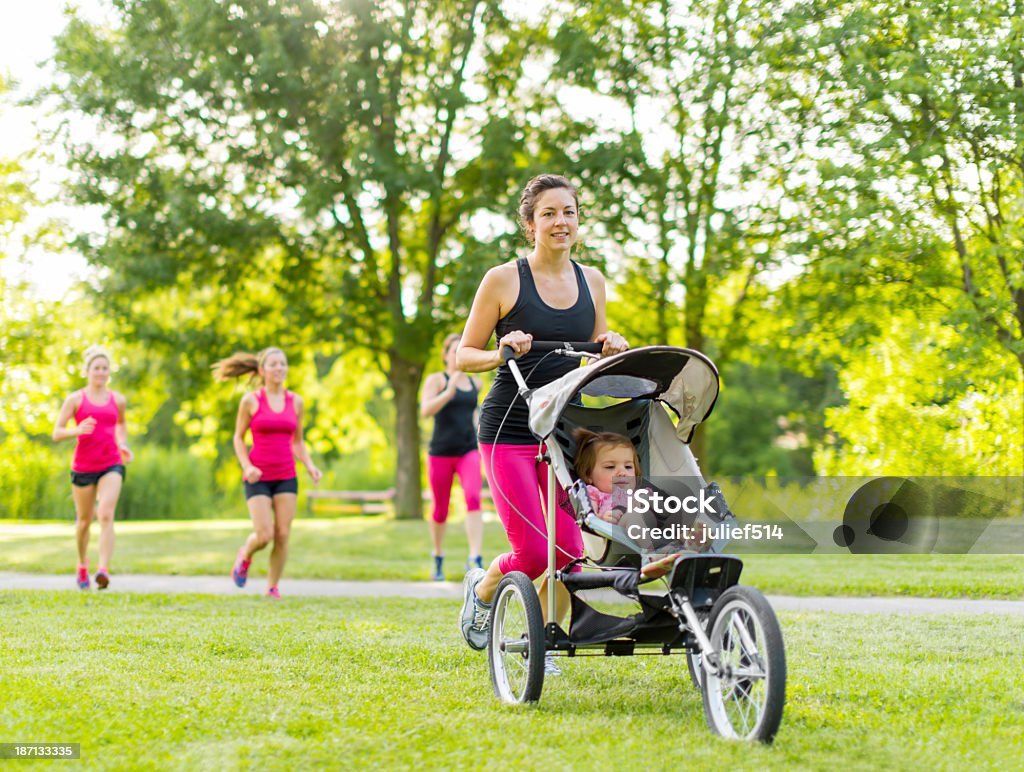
left=454, top=174, right=629, bottom=661
left=420, top=333, right=485, bottom=581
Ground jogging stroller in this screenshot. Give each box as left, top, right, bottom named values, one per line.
left=486, top=342, right=786, bottom=743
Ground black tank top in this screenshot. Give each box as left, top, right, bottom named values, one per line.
left=429, top=374, right=479, bottom=456
left=478, top=258, right=596, bottom=444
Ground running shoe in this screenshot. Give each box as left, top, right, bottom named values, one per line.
left=466, top=555, right=484, bottom=571
left=459, top=567, right=490, bottom=650
left=432, top=554, right=444, bottom=582
left=231, top=548, right=251, bottom=588
left=544, top=653, right=562, bottom=676
left=76, top=565, right=90, bottom=591
left=95, top=569, right=110, bottom=590
left=266, top=587, right=281, bottom=599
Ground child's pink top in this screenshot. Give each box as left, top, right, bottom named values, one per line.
left=248, top=389, right=298, bottom=481
left=72, top=390, right=122, bottom=473
left=586, top=484, right=630, bottom=515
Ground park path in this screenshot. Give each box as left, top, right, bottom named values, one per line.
left=1, top=571, right=1023, bottom=615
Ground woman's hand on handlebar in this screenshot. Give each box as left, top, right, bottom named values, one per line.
left=595, top=330, right=629, bottom=357
left=498, top=331, right=533, bottom=359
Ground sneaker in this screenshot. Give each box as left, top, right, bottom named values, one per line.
left=265, top=587, right=281, bottom=599
left=466, top=555, right=484, bottom=571
left=432, top=555, right=444, bottom=582
left=76, top=566, right=90, bottom=591
left=459, top=567, right=490, bottom=651
left=544, top=653, right=562, bottom=676
left=95, top=570, right=110, bottom=590
left=231, top=548, right=251, bottom=588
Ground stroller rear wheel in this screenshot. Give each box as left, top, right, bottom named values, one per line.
left=701, top=586, right=786, bottom=743
left=488, top=572, right=545, bottom=704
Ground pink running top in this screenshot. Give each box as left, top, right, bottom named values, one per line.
left=248, top=388, right=298, bottom=481
left=72, top=390, right=123, bottom=473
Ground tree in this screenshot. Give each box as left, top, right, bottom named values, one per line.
left=547, top=0, right=798, bottom=465
left=47, top=0, right=584, bottom=516
left=772, top=0, right=1024, bottom=378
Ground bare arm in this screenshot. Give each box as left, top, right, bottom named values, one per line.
left=290, top=394, right=322, bottom=483
left=233, top=394, right=260, bottom=483
left=456, top=264, right=532, bottom=372
left=420, top=372, right=458, bottom=417
left=52, top=394, right=87, bottom=442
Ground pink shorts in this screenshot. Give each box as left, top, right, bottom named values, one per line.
left=479, top=443, right=583, bottom=580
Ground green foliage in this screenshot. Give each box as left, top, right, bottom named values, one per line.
left=773, top=0, right=1024, bottom=372
left=815, top=314, right=1024, bottom=475
left=710, top=359, right=834, bottom=476
left=0, top=435, right=68, bottom=519
left=318, top=447, right=394, bottom=493
left=116, top=445, right=224, bottom=520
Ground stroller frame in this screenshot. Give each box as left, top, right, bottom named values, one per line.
left=486, top=343, right=786, bottom=743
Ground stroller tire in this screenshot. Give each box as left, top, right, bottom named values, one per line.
left=701, top=585, right=786, bottom=743
left=488, top=571, right=545, bottom=704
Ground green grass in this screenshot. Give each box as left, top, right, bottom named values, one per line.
left=1, top=592, right=1021, bottom=770
left=2, top=517, right=1024, bottom=598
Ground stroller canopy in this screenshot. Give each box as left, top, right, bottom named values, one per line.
left=527, top=346, right=719, bottom=444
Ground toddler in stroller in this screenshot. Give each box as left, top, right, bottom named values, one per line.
left=571, top=427, right=687, bottom=578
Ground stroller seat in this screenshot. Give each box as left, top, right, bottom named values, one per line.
left=552, top=398, right=734, bottom=567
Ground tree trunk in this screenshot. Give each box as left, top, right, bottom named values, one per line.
left=388, top=353, right=425, bottom=520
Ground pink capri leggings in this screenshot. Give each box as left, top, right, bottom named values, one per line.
left=427, top=450, right=483, bottom=524
left=480, top=443, right=583, bottom=580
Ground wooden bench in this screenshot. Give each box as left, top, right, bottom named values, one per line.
left=306, top=489, right=395, bottom=515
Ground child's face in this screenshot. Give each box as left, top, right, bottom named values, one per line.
left=588, top=445, right=637, bottom=494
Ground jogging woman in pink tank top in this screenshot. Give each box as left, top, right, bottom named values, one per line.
left=52, top=346, right=133, bottom=590
left=213, top=347, right=321, bottom=598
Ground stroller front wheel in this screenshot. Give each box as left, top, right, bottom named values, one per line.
left=488, top=571, right=545, bottom=704
left=701, top=585, right=786, bottom=743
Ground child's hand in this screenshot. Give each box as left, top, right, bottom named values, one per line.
left=597, top=508, right=622, bottom=525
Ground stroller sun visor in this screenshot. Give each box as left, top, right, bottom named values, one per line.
left=528, top=346, right=720, bottom=444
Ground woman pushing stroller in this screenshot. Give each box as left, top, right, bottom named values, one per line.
left=455, top=174, right=628, bottom=666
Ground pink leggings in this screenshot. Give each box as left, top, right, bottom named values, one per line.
left=427, top=450, right=483, bottom=524
left=480, top=443, right=583, bottom=580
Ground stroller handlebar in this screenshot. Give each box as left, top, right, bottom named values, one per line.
left=500, top=340, right=603, bottom=363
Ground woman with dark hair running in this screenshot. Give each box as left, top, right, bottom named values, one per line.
left=456, top=174, right=629, bottom=673
left=420, top=332, right=485, bottom=581
left=214, top=347, right=321, bottom=598
left=52, top=346, right=133, bottom=590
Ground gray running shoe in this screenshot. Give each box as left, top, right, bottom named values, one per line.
left=459, top=567, right=490, bottom=650
left=544, top=653, right=562, bottom=676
